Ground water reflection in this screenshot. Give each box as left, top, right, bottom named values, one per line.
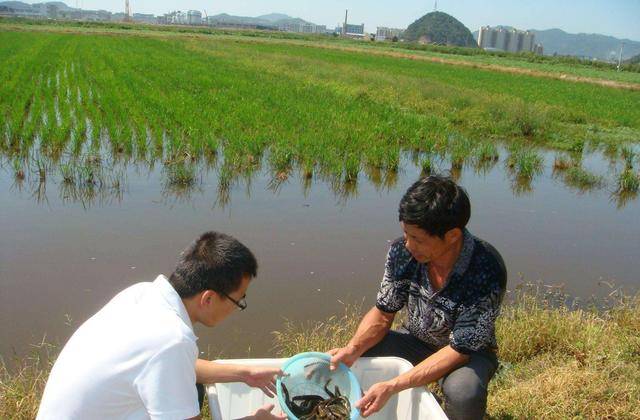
left=2, top=143, right=639, bottom=362
left=611, top=190, right=639, bottom=209
left=1, top=145, right=639, bottom=209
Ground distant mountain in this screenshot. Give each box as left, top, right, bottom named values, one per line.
left=473, top=27, right=640, bottom=61
left=404, top=11, right=477, bottom=47
left=32, top=1, right=74, bottom=10
left=0, top=1, right=34, bottom=10
left=533, top=28, right=640, bottom=61
left=207, top=12, right=312, bottom=27
left=0, top=1, right=76, bottom=11
left=256, top=13, right=290, bottom=23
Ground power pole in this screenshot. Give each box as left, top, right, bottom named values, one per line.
left=434, top=0, right=438, bottom=12
left=617, top=42, right=625, bottom=71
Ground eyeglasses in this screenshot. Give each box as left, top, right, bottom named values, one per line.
left=222, top=293, right=247, bottom=311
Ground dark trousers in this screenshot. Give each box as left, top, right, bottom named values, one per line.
left=363, top=329, right=498, bottom=420
left=196, top=383, right=205, bottom=411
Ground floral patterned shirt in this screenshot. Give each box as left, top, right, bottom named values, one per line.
left=376, top=230, right=507, bottom=354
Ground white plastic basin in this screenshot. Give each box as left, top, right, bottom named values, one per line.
left=206, top=356, right=448, bottom=419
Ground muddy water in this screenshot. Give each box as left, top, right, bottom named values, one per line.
left=1, top=151, right=638, bottom=360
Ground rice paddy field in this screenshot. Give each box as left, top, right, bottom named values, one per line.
left=1, top=23, right=640, bottom=199
left=2, top=21, right=640, bottom=419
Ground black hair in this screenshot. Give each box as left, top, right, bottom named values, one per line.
left=398, top=175, right=471, bottom=238
left=169, top=231, right=257, bottom=298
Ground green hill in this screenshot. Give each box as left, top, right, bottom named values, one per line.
left=626, top=54, right=640, bottom=64
left=403, top=11, right=477, bottom=47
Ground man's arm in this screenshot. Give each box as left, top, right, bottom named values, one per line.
left=196, top=359, right=282, bottom=397
left=328, top=306, right=395, bottom=369
left=188, top=403, right=286, bottom=420
left=356, top=345, right=469, bottom=417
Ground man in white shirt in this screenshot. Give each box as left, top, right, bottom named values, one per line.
left=38, top=231, right=285, bottom=420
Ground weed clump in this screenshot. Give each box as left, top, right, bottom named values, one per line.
left=552, top=154, right=575, bottom=172
left=164, top=163, right=197, bottom=188
left=475, top=142, right=499, bottom=163
left=506, top=147, right=544, bottom=180
left=562, top=166, right=604, bottom=191
left=617, top=169, right=640, bottom=193
left=510, top=101, right=548, bottom=139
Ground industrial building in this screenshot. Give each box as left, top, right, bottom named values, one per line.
left=477, top=26, right=543, bottom=54
left=376, top=27, right=404, bottom=41
left=278, top=22, right=328, bottom=34
left=187, top=10, right=202, bottom=25
left=343, top=23, right=365, bottom=37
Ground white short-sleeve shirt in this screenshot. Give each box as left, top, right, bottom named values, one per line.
left=37, top=275, right=200, bottom=420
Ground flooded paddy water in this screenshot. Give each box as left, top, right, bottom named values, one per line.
left=1, top=148, right=638, bottom=360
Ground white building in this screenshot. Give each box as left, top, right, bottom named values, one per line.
left=376, top=27, right=404, bottom=41
left=187, top=10, right=202, bottom=25
left=133, top=13, right=156, bottom=24
left=279, top=22, right=327, bottom=34
left=478, top=26, right=540, bottom=54
left=163, top=11, right=187, bottom=25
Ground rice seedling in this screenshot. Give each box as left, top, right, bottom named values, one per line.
left=562, top=166, right=604, bottom=192
left=552, top=154, right=576, bottom=172
left=300, top=160, right=314, bottom=181
left=474, top=142, right=500, bottom=163
left=32, top=157, right=47, bottom=183
left=620, top=146, right=636, bottom=170
left=164, top=162, right=197, bottom=188
left=343, top=154, right=360, bottom=183
left=420, top=156, right=433, bottom=176
left=616, top=169, right=640, bottom=193
left=448, top=133, right=474, bottom=169
left=59, top=163, right=74, bottom=185
left=506, top=146, right=544, bottom=180
left=12, top=158, right=25, bottom=181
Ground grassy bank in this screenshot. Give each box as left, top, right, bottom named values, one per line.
left=272, top=285, right=640, bottom=419
left=2, top=287, right=638, bottom=419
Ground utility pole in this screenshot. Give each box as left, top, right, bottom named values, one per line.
left=434, top=0, right=438, bottom=12
left=617, top=42, right=625, bottom=71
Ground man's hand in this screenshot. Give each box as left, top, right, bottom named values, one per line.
left=355, top=381, right=396, bottom=417
left=243, top=367, right=283, bottom=398
left=248, top=403, right=287, bottom=420
left=327, top=344, right=360, bottom=371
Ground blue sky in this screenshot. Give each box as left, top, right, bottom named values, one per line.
left=42, top=0, right=640, bottom=41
